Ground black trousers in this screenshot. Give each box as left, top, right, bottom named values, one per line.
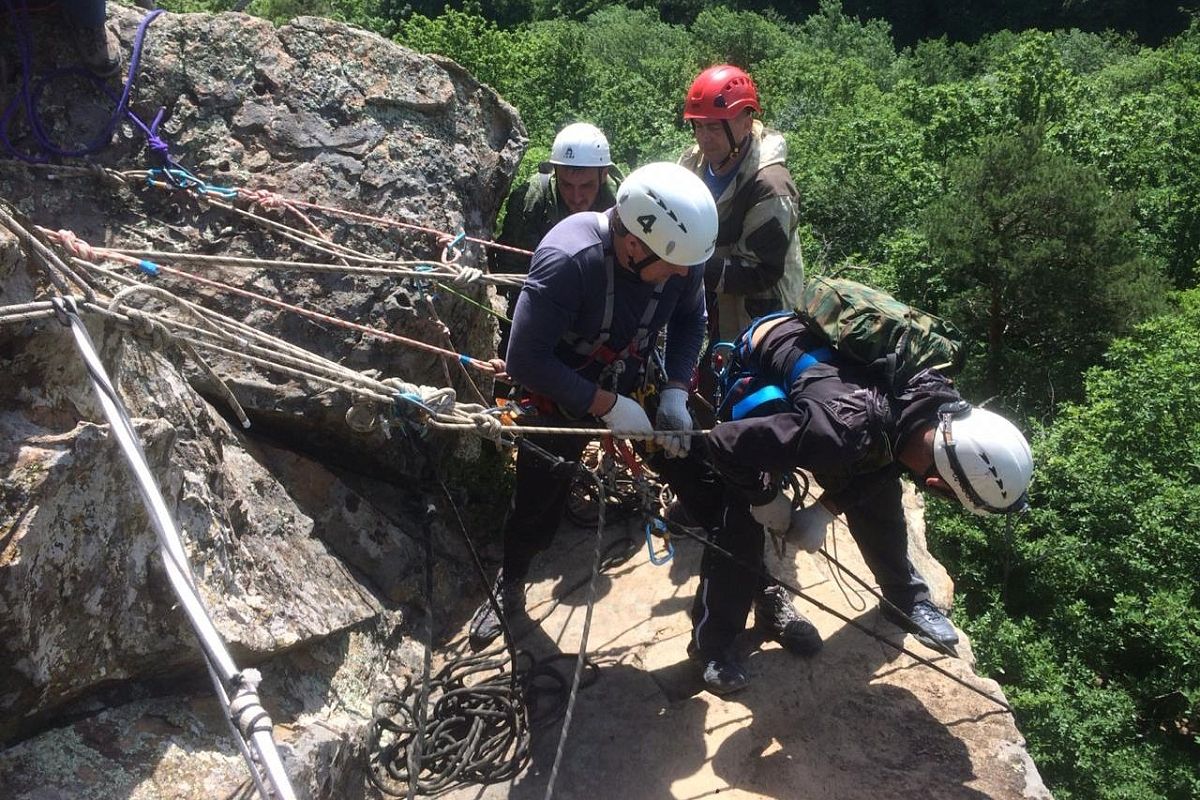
left=500, top=418, right=726, bottom=584
left=690, top=473, right=931, bottom=656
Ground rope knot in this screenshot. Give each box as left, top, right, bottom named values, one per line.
left=124, top=308, right=173, bottom=350
left=55, top=230, right=97, bottom=262
left=469, top=411, right=504, bottom=442
left=242, top=188, right=286, bottom=210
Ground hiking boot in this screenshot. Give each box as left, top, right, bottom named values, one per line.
left=69, top=24, right=121, bottom=78
left=468, top=573, right=526, bottom=652
left=753, top=584, right=823, bottom=657
left=882, top=599, right=959, bottom=649
left=687, top=642, right=749, bottom=696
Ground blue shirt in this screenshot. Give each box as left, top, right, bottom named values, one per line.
left=506, top=211, right=707, bottom=417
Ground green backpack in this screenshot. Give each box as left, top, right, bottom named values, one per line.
left=796, top=276, right=967, bottom=387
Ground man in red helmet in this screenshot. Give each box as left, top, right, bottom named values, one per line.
left=670, top=65, right=818, bottom=690
left=679, top=64, right=805, bottom=344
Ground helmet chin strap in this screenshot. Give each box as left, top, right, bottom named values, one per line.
left=627, top=251, right=659, bottom=273
left=718, top=120, right=740, bottom=167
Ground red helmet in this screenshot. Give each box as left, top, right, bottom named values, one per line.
left=684, top=64, right=761, bottom=121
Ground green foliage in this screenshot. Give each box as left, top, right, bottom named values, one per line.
left=688, top=6, right=793, bottom=68
left=395, top=4, right=517, bottom=91
left=923, top=130, right=1169, bottom=415
left=931, top=292, right=1200, bottom=798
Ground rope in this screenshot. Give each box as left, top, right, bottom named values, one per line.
left=243, top=188, right=535, bottom=259
left=101, top=248, right=523, bottom=286
left=50, top=295, right=299, bottom=800
left=0, top=5, right=165, bottom=161
left=654, top=509, right=1012, bottom=712
left=39, top=227, right=501, bottom=375
left=0, top=203, right=99, bottom=300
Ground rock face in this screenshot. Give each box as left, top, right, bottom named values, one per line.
left=1, top=7, right=523, bottom=798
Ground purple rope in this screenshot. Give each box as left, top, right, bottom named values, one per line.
left=1, top=4, right=167, bottom=163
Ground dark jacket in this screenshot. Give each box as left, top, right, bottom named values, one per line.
left=492, top=169, right=619, bottom=276
left=706, top=317, right=961, bottom=509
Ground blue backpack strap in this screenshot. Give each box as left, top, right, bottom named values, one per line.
left=787, top=345, right=833, bottom=385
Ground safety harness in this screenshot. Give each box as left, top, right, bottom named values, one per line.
left=520, top=213, right=665, bottom=416
left=712, top=310, right=832, bottom=422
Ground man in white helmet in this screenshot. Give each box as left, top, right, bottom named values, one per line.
left=688, top=313, right=1033, bottom=693
left=470, top=162, right=729, bottom=651
left=491, top=123, right=620, bottom=397
left=492, top=122, right=619, bottom=277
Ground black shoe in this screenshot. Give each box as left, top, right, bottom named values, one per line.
left=468, top=573, right=525, bottom=651
left=687, top=642, right=749, bottom=695
left=882, top=599, right=959, bottom=648
left=753, top=584, right=823, bottom=657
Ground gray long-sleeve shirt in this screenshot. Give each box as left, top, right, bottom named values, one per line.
left=505, top=210, right=707, bottom=417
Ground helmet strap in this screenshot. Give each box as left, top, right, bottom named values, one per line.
left=715, top=120, right=740, bottom=170
left=628, top=251, right=658, bottom=273
left=936, top=403, right=1024, bottom=514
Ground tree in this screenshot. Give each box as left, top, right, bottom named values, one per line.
left=923, top=130, right=1168, bottom=416
left=929, top=290, right=1200, bottom=799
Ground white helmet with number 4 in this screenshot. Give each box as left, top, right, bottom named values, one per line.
left=932, top=402, right=1033, bottom=515
left=549, top=122, right=613, bottom=168
left=616, top=162, right=718, bottom=266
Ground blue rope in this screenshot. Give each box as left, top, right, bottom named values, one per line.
left=1, top=5, right=166, bottom=162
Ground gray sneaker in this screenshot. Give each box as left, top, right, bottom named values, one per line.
left=69, top=25, right=121, bottom=78
left=753, top=584, right=823, bottom=657
left=468, top=573, right=526, bottom=651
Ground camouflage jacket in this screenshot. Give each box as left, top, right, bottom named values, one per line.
left=491, top=169, right=619, bottom=276
left=679, top=120, right=805, bottom=340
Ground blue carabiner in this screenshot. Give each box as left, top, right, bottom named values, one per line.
left=645, top=518, right=674, bottom=565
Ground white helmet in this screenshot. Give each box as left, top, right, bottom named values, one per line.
left=616, top=162, right=718, bottom=266
left=932, top=402, right=1033, bottom=515
left=549, top=122, right=612, bottom=167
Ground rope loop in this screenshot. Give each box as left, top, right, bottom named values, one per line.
left=346, top=401, right=382, bottom=433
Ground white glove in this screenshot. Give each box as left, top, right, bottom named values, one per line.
left=749, top=492, right=793, bottom=535
left=788, top=502, right=835, bottom=553
left=600, top=394, right=654, bottom=437
left=654, top=387, right=693, bottom=458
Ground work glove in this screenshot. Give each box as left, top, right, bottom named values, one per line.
left=600, top=394, right=654, bottom=437
left=749, top=492, right=793, bottom=535
left=653, top=387, right=693, bottom=458
left=788, top=502, right=835, bottom=553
